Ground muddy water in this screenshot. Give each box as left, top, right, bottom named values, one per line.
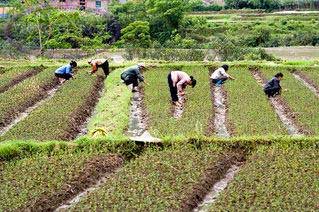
left=213, top=86, right=230, bottom=137
left=293, top=72, right=319, bottom=98
left=127, top=90, right=146, bottom=137
left=193, top=165, right=240, bottom=212
left=252, top=72, right=302, bottom=135
left=127, top=89, right=162, bottom=143
left=0, top=85, right=60, bottom=136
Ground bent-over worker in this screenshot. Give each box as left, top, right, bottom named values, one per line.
left=121, top=63, right=147, bottom=92
left=167, top=70, right=197, bottom=105
left=54, top=61, right=77, bottom=84
left=88, top=58, right=109, bottom=76
left=210, top=64, right=235, bottom=86
left=264, top=72, right=283, bottom=97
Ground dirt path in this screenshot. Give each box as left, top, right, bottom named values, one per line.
left=0, top=84, right=61, bottom=136
left=22, top=154, right=124, bottom=212
left=212, top=85, right=230, bottom=137
left=251, top=69, right=306, bottom=135
left=128, top=88, right=161, bottom=143
left=193, top=165, right=241, bottom=212
left=0, top=67, right=44, bottom=94
left=292, top=71, right=319, bottom=98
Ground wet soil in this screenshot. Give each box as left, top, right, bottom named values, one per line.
left=23, top=154, right=124, bottom=212
left=0, top=66, right=44, bottom=94
left=293, top=71, right=319, bottom=98
left=60, top=76, right=105, bottom=140
left=127, top=87, right=162, bottom=143
left=250, top=69, right=310, bottom=135
left=180, top=151, right=245, bottom=212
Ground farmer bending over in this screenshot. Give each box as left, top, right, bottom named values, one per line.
left=210, top=64, right=235, bottom=86
left=168, top=70, right=197, bottom=105
left=88, top=58, right=109, bottom=77
left=121, top=63, right=147, bottom=92
left=264, top=72, right=283, bottom=97
left=54, top=61, right=77, bottom=84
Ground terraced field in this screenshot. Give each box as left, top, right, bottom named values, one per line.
left=0, top=60, right=318, bottom=211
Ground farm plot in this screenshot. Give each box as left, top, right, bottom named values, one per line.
left=70, top=144, right=243, bottom=211
left=1, top=71, right=104, bottom=141
left=222, top=66, right=286, bottom=136
left=0, top=65, right=45, bottom=94
left=260, top=67, right=319, bottom=135
left=0, top=152, right=123, bottom=211
left=212, top=145, right=319, bottom=211
left=144, top=65, right=212, bottom=138
left=0, top=67, right=58, bottom=131
left=294, top=67, right=319, bottom=95
left=87, top=68, right=132, bottom=137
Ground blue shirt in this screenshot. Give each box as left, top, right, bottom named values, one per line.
left=55, top=64, right=72, bottom=75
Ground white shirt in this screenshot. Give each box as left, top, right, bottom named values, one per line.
left=210, top=67, right=229, bottom=79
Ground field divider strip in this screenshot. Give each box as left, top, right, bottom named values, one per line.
left=0, top=83, right=60, bottom=136
left=292, top=71, right=319, bottom=98
left=250, top=69, right=305, bottom=136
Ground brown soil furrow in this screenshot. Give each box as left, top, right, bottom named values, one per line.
left=23, top=154, right=124, bottom=212
left=60, top=76, right=105, bottom=140
left=293, top=71, right=319, bottom=98
left=0, top=76, right=59, bottom=130
left=250, top=68, right=310, bottom=135
left=0, top=66, right=44, bottom=94
left=180, top=151, right=245, bottom=212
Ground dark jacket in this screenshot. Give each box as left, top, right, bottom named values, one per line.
left=121, top=65, right=144, bottom=82
left=264, top=77, right=281, bottom=91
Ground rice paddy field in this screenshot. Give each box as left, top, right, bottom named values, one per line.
left=0, top=57, right=318, bottom=211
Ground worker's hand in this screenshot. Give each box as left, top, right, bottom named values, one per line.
left=179, top=91, right=185, bottom=96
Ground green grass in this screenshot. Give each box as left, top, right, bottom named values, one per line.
left=0, top=67, right=56, bottom=128
left=1, top=70, right=100, bottom=141
left=212, top=145, right=319, bottom=210
left=144, top=65, right=212, bottom=138
left=261, top=67, right=319, bottom=135
left=0, top=151, right=115, bottom=211
left=225, top=66, right=286, bottom=135
left=70, top=144, right=235, bottom=211
left=86, top=68, right=131, bottom=137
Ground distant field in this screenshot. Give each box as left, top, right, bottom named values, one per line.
left=265, top=46, right=319, bottom=60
